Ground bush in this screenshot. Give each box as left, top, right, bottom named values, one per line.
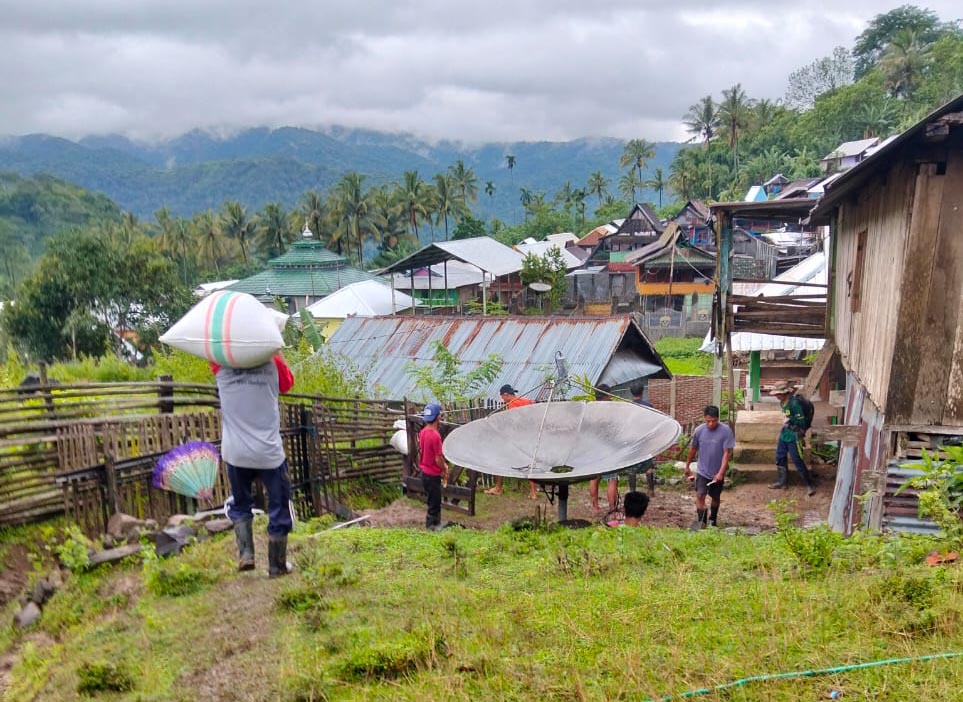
left=77, top=661, right=134, bottom=694
left=334, top=626, right=443, bottom=681
left=771, top=500, right=842, bottom=573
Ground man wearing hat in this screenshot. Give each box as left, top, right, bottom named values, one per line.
left=418, top=401, right=448, bottom=530
left=768, top=381, right=816, bottom=496
left=484, top=384, right=537, bottom=498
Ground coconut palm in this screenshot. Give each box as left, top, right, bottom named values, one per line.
left=192, top=210, right=224, bottom=276
left=620, top=139, right=656, bottom=190
left=519, top=187, right=533, bottom=222
left=880, top=29, right=931, bottom=98
left=572, top=188, right=588, bottom=230
left=718, top=83, right=753, bottom=172
left=399, top=170, right=431, bottom=242
left=484, top=180, right=496, bottom=212
left=683, top=95, right=719, bottom=146
left=448, top=160, right=479, bottom=205
left=331, top=172, right=371, bottom=267
left=555, top=180, right=576, bottom=214
left=669, top=151, right=698, bottom=201
left=645, top=168, right=667, bottom=208
left=856, top=100, right=901, bottom=138
left=368, top=185, right=408, bottom=254
left=257, top=202, right=294, bottom=259
left=298, top=191, right=326, bottom=242
left=433, top=173, right=466, bottom=241
left=587, top=171, right=609, bottom=206
left=618, top=172, right=638, bottom=202
left=221, top=200, right=257, bottom=263
left=506, top=153, right=517, bottom=223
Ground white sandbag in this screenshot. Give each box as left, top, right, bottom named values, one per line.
left=160, top=291, right=284, bottom=368
left=268, top=308, right=290, bottom=333
left=389, top=429, right=409, bottom=456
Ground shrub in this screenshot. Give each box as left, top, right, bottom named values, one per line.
left=771, top=500, right=842, bottom=573
left=334, top=626, right=443, bottom=681
left=76, top=661, right=134, bottom=694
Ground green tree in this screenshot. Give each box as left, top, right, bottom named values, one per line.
left=519, top=247, right=568, bottom=312
left=221, top=200, right=256, bottom=264
left=257, top=202, right=294, bottom=259
left=718, top=83, right=753, bottom=172
left=484, top=180, right=496, bottom=210
left=683, top=95, right=719, bottom=146
left=298, top=191, right=326, bottom=242
left=404, top=340, right=503, bottom=403
left=399, top=171, right=431, bottom=242
left=451, top=215, right=487, bottom=240
left=587, top=171, right=609, bottom=206
left=191, top=210, right=224, bottom=276
left=433, top=173, right=465, bottom=242
left=368, top=185, right=408, bottom=254
left=646, top=168, right=666, bottom=208
left=618, top=172, right=638, bottom=202
left=448, top=160, right=479, bottom=205
left=853, top=4, right=957, bottom=78
left=620, top=139, right=656, bottom=190
left=879, top=28, right=932, bottom=98
left=331, top=172, right=371, bottom=266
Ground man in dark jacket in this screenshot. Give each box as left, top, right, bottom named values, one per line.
left=768, top=381, right=816, bottom=496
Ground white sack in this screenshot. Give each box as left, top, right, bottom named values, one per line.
left=160, top=291, right=284, bottom=368
left=389, top=430, right=409, bottom=456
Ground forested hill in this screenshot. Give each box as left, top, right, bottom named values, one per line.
left=0, top=128, right=682, bottom=221
left=0, top=172, right=123, bottom=255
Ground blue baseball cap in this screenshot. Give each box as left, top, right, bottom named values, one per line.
left=423, top=402, right=441, bottom=422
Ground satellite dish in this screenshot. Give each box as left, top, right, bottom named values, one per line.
left=443, top=401, right=681, bottom=483
left=528, top=281, right=552, bottom=293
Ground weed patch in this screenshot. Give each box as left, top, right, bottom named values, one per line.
left=76, top=660, right=135, bottom=694
left=333, top=626, right=444, bottom=682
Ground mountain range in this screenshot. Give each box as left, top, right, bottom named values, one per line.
left=0, top=127, right=683, bottom=223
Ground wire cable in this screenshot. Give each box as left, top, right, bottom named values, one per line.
left=642, top=651, right=963, bottom=702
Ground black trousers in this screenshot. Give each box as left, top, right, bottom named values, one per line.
left=422, top=474, right=442, bottom=528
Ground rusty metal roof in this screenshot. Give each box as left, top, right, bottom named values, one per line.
left=321, top=315, right=671, bottom=402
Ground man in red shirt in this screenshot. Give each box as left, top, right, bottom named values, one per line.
left=485, top=384, right=538, bottom=499
left=418, top=402, right=448, bottom=531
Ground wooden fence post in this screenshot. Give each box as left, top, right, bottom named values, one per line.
left=158, top=374, right=174, bottom=414
left=38, top=362, right=55, bottom=419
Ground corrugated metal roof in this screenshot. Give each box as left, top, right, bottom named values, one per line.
left=269, top=239, right=348, bottom=267
left=321, top=315, right=670, bottom=401
left=821, top=137, right=879, bottom=161
left=514, top=241, right=584, bottom=269
left=376, top=236, right=524, bottom=277
left=883, top=461, right=939, bottom=535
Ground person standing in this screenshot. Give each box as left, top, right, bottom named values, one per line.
left=684, top=405, right=735, bottom=529
left=768, top=381, right=816, bottom=496
left=213, top=354, right=295, bottom=577
left=630, top=381, right=657, bottom=495
left=484, top=384, right=537, bottom=499
left=418, top=402, right=448, bottom=531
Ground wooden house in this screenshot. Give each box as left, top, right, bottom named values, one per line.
left=586, top=203, right=664, bottom=267
left=809, top=94, right=963, bottom=535
left=625, top=223, right=715, bottom=338
left=671, top=199, right=711, bottom=247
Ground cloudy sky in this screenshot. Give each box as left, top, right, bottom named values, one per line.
left=1, top=1, right=960, bottom=143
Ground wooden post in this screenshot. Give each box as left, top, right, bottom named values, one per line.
left=749, top=351, right=761, bottom=404
left=158, top=374, right=174, bottom=414
left=38, top=362, right=55, bottom=419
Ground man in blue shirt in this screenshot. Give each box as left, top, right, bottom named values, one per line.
left=684, top=405, right=735, bottom=528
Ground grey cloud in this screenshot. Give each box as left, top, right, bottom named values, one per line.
left=0, top=1, right=960, bottom=142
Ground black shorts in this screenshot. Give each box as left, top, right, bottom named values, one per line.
left=695, top=474, right=723, bottom=499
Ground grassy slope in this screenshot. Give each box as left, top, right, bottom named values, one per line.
left=3, top=521, right=963, bottom=702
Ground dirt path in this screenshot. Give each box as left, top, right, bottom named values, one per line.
left=364, top=474, right=833, bottom=531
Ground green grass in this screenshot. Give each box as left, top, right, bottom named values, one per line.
left=3, top=521, right=963, bottom=701
left=654, top=337, right=712, bottom=377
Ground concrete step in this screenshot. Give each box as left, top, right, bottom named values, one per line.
left=735, top=410, right=784, bottom=444
left=734, top=442, right=777, bottom=464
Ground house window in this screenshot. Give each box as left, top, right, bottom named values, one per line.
left=850, top=229, right=867, bottom=312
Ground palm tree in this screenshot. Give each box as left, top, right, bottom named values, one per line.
left=587, top=171, right=609, bottom=206
left=154, top=206, right=175, bottom=254
left=518, top=187, right=533, bottom=222
left=555, top=180, right=575, bottom=214
left=433, top=173, right=465, bottom=241
left=192, top=210, right=223, bottom=276
left=572, top=188, right=588, bottom=230
left=618, top=172, right=638, bottom=202
left=257, top=202, right=294, bottom=259
left=683, top=95, right=719, bottom=146
left=399, top=170, right=431, bottom=242
left=669, top=151, right=698, bottom=201
left=368, top=185, right=408, bottom=254
left=506, top=153, right=517, bottom=223
left=331, top=172, right=370, bottom=267
left=448, top=160, right=479, bottom=205
left=484, top=180, right=496, bottom=207
left=645, top=168, right=667, bottom=208
left=221, top=200, right=256, bottom=263
left=718, top=84, right=752, bottom=172
left=298, top=191, right=326, bottom=242
left=856, top=100, right=900, bottom=138
left=789, top=147, right=821, bottom=179
left=880, top=28, right=930, bottom=98
left=620, top=139, right=656, bottom=191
